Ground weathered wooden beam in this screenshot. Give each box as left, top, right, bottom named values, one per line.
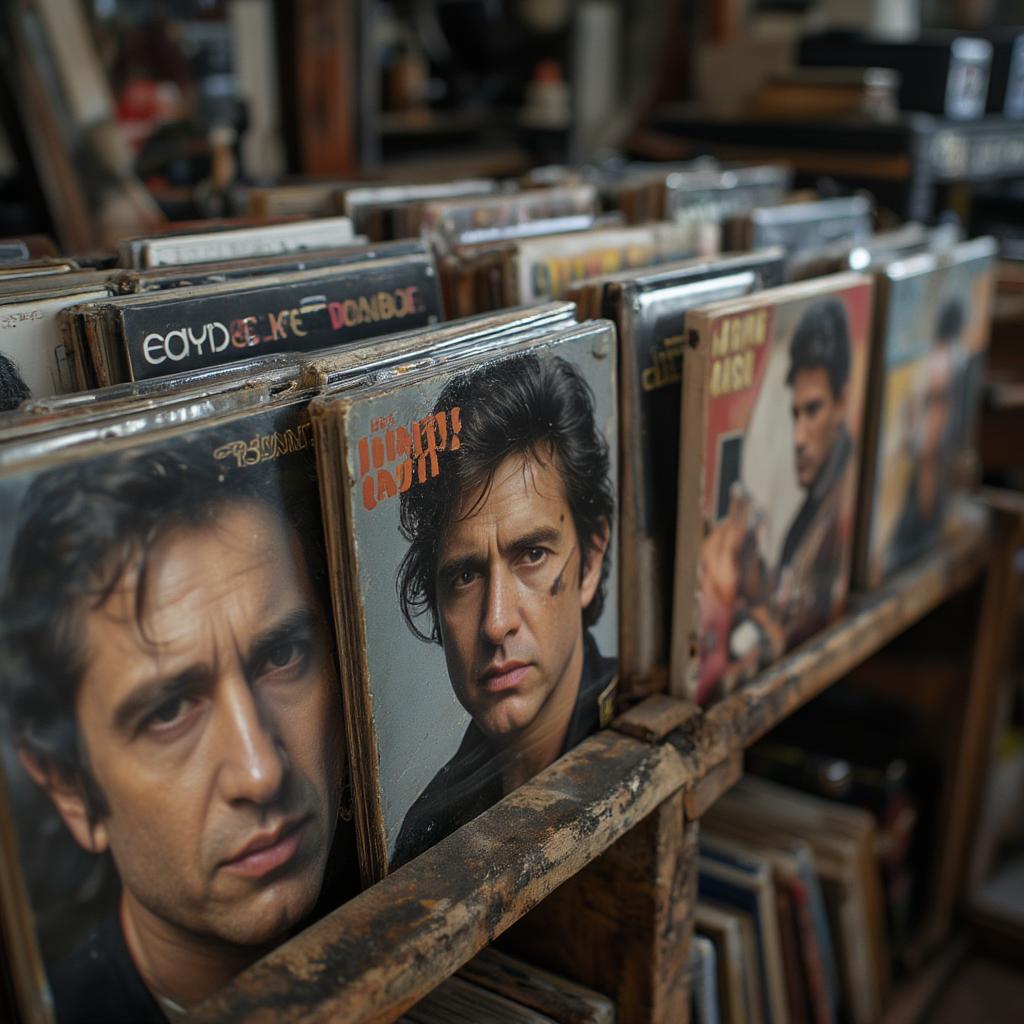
left=501, top=794, right=695, bottom=1024
left=919, top=502, right=1024, bottom=952
left=684, top=752, right=742, bottom=822
left=669, top=510, right=991, bottom=772
left=187, top=730, right=688, bottom=1024
left=614, top=694, right=701, bottom=743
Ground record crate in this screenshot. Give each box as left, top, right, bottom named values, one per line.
left=183, top=497, right=1022, bottom=1024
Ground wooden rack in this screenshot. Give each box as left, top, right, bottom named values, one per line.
left=187, top=499, right=1020, bottom=1024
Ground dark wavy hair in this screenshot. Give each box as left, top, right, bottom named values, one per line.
left=786, top=296, right=851, bottom=399
left=397, top=352, right=614, bottom=645
left=0, top=439, right=328, bottom=819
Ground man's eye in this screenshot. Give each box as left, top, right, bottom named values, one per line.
left=521, top=547, right=548, bottom=566
left=260, top=640, right=308, bottom=676
left=143, top=696, right=195, bottom=735
left=452, top=570, right=477, bottom=590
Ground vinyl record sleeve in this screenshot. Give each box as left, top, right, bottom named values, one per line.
left=0, top=283, right=115, bottom=399
left=245, top=181, right=357, bottom=220
left=0, top=311, right=588, bottom=1024
left=0, top=241, right=31, bottom=263
left=302, top=302, right=580, bottom=392
left=570, top=250, right=785, bottom=695
left=703, top=826, right=837, bottom=1024
left=665, top=165, right=793, bottom=229
left=0, top=258, right=78, bottom=282
left=690, top=934, right=721, bottom=1024
left=700, top=901, right=765, bottom=1024
left=712, top=778, right=887, bottom=1024
left=109, top=240, right=432, bottom=294
left=126, top=215, right=358, bottom=269
left=114, top=217, right=299, bottom=268
left=678, top=274, right=873, bottom=705
left=0, top=269, right=113, bottom=302
left=702, top=818, right=839, bottom=1024
left=338, top=179, right=498, bottom=239
left=740, top=197, right=874, bottom=280
left=458, top=948, right=615, bottom=1024
left=509, top=222, right=719, bottom=305
left=698, top=887, right=767, bottom=1024
left=0, top=385, right=353, bottom=1024
left=700, top=840, right=789, bottom=1024
left=313, top=320, right=618, bottom=880
left=790, top=223, right=934, bottom=282
left=64, top=252, right=444, bottom=387
left=445, top=220, right=719, bottom=318
left=413, top=184, right=600, bottom=246
left=402, top=975, right=556, bottom=1023
left=0, top=361, right=300, bottom=459
left=696, top=901, right=750, bottom=1024
left=855, top=237, right=995, bottom=587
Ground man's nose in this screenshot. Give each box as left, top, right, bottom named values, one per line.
left=793, top=413, right=807, bottom=450
left=216, top=677, right=287, bottom=806
left=481, top=564, right=521, bottom=645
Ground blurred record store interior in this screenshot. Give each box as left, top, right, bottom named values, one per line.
left=5, top=1, right=1024, bottom=1023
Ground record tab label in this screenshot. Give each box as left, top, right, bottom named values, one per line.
left=121, top=260, right=442, bottom=381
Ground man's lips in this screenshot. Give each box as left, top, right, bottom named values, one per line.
left=220, top=817, right=309, bottom=879
left=478, top=661, right=531, bottom=693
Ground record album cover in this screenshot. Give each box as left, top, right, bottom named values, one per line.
left=0, top=394, right=351, bottom=1024
left=0, top=281, right=115, bottom=400
left=738, top=197, right=873, bottom=280
left=63, top=251, right=443, bottom=388
left=683, top=274, right=873, bottom=704
left=313, top=321, right=619, bottom=879
left=856, top=237, right=995, bottom=586
left=570, top=251, right=785, bottom=695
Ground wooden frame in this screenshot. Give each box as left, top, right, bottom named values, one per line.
left=292, top=0, right=360, bottom=175
left=185, top=503, right=1014, bottom=1024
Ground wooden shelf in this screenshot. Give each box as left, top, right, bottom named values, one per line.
left=186, top=510, right=993, bottom=1024
left=649, top=107, right=1024, bottom=183
left=189, top=730, right=689, bottom=1024
left=674, top=506, right=992, bottom=779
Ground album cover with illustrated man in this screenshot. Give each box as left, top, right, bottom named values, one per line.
left=677, top=273, right=873, bottom=705
left=855, top=237, right=995, bottom=587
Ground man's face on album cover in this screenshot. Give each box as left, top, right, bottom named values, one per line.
left=434, top=448, right=607, bottom=741
left=790, top=366, right=845, bottom=489
left=40, top=501, right=342, bottom=951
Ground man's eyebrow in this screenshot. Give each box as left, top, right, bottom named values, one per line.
left=247, top=607, right=319, bottom=672
left=503, top=526, right=563, bottom=555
